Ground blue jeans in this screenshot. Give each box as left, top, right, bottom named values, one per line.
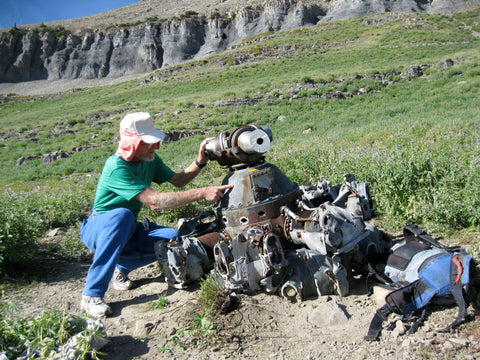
left=80, top=208, right=181, bottom=297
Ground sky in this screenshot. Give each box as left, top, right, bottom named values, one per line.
left=0, top=0, right=138, bottom=29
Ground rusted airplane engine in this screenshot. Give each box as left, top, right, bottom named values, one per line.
left=156, top=125, right=389, bottom=301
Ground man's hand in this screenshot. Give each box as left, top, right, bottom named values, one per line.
left=197, top=137, right=214, bottom=165
left=169, top=137, right=214, bottom=188
left=202, top=184, right=233, bottom=202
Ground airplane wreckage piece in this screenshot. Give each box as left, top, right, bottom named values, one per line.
left=155, top=124, right=390, bottom=300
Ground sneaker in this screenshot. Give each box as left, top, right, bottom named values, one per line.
left=112, top=268, right=135, bottom=291
left=80, top=296, right=113, bottom=317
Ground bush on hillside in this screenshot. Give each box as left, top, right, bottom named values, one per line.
left=0, top=181, right=93, bottom=276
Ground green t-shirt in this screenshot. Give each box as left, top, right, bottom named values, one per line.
left=93, top=154, right=175, bottom=219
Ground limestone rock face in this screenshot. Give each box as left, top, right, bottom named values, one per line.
left=0, top=0, right=478, bottom=83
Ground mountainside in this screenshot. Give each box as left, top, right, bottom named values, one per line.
left=1, top=0, right=479, bottom=83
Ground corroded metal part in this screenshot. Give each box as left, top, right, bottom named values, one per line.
left=157, top=125, right=389, bottom=299
left=205, top=125, right=273, bottom=167
left=155, top=236, right=210, bottom=288
left=285, top=202, right=372, bottom=255
left=213, top=228, right=288, bottom=292
left=197, top=232, right=225, bottom=249
left=280, top=250, right=349, bottom=301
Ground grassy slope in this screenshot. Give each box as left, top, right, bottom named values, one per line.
left=0, top=9, right=479, bottom=269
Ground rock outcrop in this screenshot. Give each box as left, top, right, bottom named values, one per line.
left=0, top=0, right=478, bottom=83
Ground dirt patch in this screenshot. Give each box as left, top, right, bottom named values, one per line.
left=9, top=252, right=480, bottom=360
left=0, top=74, right=148, bottom=96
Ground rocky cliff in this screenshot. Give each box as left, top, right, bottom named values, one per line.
left=1, top=0, right=479, bottom=83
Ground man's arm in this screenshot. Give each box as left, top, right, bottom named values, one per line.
left=168, top=137, right=213, bottom=188
left=168, top=161, right=204, bottom=188
left=135, top=184, right=232, bottom=211
left=137, top=137, right=232, bottom=210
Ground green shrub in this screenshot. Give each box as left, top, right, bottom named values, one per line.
left=223, top=58, right=239, bottom=66
left=180, top=10, right=198, bottom=19
left=53, top=25, right=67, bottom=37
left=301, top=76, right=314, bottom=83
left=249, top=47, right=263, bottom=56
left=0, top=304, right=105, bottom=359
left=0, top=177, right=95, bottom=275
left=146, top=293, right=168, bottom=311
left=0, top=192, right=39, bottom=273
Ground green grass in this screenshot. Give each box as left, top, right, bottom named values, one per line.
left=146, top=293, right=169, bottom=311
left=0, top=8, right=479, bottom=274
left=197, top=272, right=225, bottom=313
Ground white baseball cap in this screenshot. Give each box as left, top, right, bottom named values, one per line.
left=120, top=112, right=166, bottom=144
